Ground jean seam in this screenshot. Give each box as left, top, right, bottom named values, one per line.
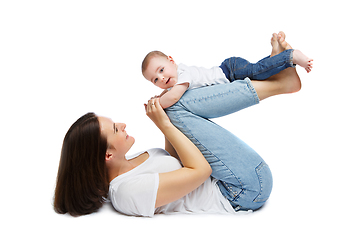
left=253, top=162, right=270, bottom=203
left=243, top=78, right=260, bottom=104
left=180, top=88, right=240, bottom=106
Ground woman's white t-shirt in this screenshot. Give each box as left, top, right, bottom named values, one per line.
left=108, top=148, right=234, bottom=217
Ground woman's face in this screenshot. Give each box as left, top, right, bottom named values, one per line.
left=98, top=116, right=135, bottom=157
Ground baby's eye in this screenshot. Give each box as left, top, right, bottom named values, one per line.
left=154, top=78, right=158, bottom=83
left=160, top=68, right=164, bottom=73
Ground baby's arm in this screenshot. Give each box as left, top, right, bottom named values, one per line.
left=159, top=89, right=168, bottom=97
left=160, top=83, right=189, bottom=109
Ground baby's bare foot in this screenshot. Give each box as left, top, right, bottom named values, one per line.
left=292, top=49, right=313, bottom=73
left=270, top=33, right=280, bottom=57
left=278, top=31, right=292, bottom=50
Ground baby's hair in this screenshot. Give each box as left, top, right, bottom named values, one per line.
left=142, top=50, right=168, bottom=74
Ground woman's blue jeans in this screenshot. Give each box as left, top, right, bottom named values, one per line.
left=165, top=78, right=273, bottom=211
left=220, top=49, right=294, bottom=81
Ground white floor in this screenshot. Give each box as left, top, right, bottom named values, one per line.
left=1, top=1, right=359, bottom=239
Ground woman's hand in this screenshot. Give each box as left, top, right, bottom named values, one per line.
left=145, top=97, right=172, bottom=130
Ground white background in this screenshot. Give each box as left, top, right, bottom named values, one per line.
left=1, top=0, right=359, bottom=239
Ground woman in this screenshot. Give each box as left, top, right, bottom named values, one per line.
left=54, top=34, right=304, bottom=216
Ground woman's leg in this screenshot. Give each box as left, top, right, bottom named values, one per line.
left=168, top=78, right=259, bottom=119
left=166, top=78, right=274, bottom=210
left=166, top=97, right=272, bottom=211
left=251, top=66, right=301, bottom=101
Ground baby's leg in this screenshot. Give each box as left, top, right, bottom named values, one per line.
left=221, top=36, right=294, bottom=81
left=292, top=50, right=313, bottom=73
left=278, top=31, right=313, bottom=73
left=220, top=33, right=292, bottom=81
left=251, top=49, right=294, bottom=80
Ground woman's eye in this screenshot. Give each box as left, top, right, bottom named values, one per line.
left=115, top=127, right=118, bottom=132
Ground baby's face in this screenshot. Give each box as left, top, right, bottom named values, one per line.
left=143, top=56, right=178, bottom=89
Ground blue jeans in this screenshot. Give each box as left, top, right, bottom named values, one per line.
left=165, top=78, right=273, bottom=211
left=220, top=49, right=294, bottom=81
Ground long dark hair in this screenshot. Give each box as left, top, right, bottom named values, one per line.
left=54, top=113, right=109, bottom=216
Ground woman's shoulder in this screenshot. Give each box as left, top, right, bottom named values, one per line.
left=147, top=148, right=170, bottom=156
left=127, top=148, right=169, bottom=159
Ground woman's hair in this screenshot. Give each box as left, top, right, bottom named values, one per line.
left=141, top=50, right=168, bottom=74
left=54, top=112, right=109, bottom=216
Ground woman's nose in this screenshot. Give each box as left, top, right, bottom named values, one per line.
left=118, top=123, right=126, bottom=130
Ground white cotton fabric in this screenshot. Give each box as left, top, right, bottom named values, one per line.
left=174, top=63, right=229, bottom=90
left=108, top=148, right=234, bottom=217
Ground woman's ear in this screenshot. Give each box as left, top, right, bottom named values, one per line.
left=105, top=151, right=113, bottom=162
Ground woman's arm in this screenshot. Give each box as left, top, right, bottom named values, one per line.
left=159, top=83, right=189, bottom=109
left=145, top=97, right=212, bottom=208
left=165, top=137, right=179, bottom=160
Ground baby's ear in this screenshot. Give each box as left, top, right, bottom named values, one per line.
left=168, top=56, right=175, bottom=63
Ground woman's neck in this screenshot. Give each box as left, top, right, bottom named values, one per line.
left=108, top=152, right=149, bottom=182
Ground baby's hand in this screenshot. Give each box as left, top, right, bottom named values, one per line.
left=144, top=97, right=171, bottom=130
left=144, top=95, right=159, bottom=111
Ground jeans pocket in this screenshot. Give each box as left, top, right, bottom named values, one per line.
left=254, top=162, right=273, bottom=203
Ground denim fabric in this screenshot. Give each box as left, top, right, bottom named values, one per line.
left=165, top=78, right=273, bottom=211
left=220, top=49, right=294, bottom=81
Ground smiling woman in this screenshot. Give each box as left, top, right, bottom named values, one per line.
left=99, top=117, right=135, bottom=159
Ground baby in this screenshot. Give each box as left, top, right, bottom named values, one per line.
left=142, top=32, right=313, bottom=109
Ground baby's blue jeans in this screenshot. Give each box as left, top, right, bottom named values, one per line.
left=220, top=49, right=294, bottom=81
left=166, top=78, right=273, bottom=211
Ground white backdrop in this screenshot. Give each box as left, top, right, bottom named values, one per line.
left=1, top=0, right=359, bottom=239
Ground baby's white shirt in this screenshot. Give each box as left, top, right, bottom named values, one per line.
left=172, top=63, right=229, bottom=90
